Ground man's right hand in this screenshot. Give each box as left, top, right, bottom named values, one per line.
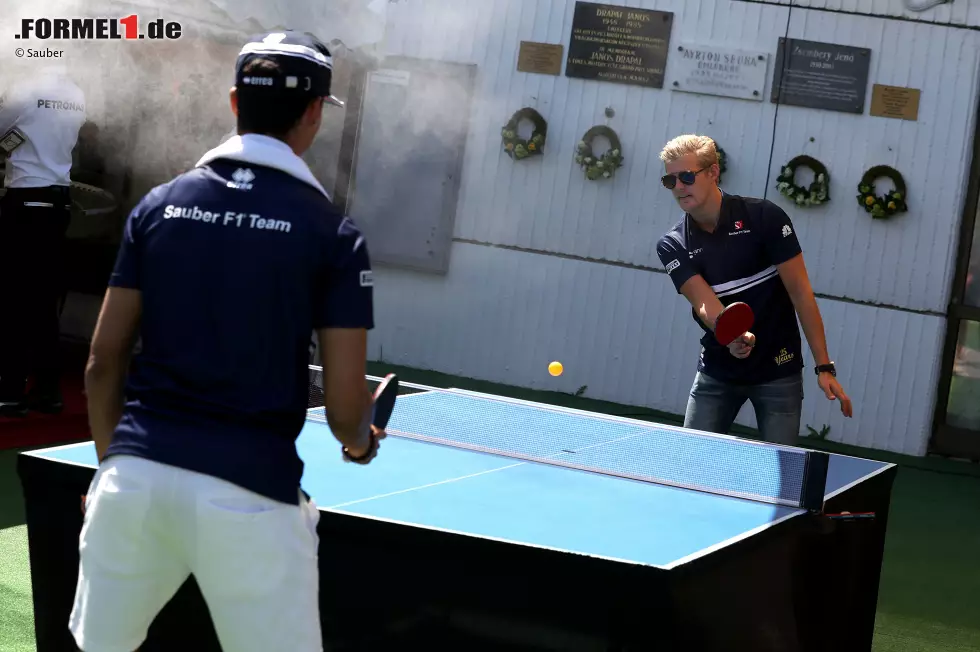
left=728, top=332, right=755, bottom=359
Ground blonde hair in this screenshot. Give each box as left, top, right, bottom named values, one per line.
left=659, top=134, right=719, bottom=169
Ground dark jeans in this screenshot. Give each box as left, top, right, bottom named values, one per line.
left=0, top=186, right=71, bottom=399
left=683, top=371, right=804, bottom=445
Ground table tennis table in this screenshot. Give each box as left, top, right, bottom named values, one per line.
left=18, top=369, right=897, bottom=651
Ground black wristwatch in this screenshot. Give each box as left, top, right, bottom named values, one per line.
left=814, top=362, right=836, bottom=377
left=342, top=433, right=378, bottom=463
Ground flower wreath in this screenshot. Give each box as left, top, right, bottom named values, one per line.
left=856, top=165, right=908, bottom=219
left=775, top=155, right=830, bottom=207
left=501, top=107, right=547, bottom=160
left=716, top=146, right=728, bottom=184
left=574, top=126, right=624, bottom=181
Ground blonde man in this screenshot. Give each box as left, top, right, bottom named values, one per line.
left=655, top=134, right=851, bottom=445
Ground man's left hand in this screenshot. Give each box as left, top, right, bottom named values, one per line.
left=728, top=332, right=755, bottom=359
left=818, top=372, right=853, bottom=417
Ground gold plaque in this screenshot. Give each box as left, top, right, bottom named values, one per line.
left=517, top=41, right=564, bottom=76
left=870, top=84, right=920, bottom=121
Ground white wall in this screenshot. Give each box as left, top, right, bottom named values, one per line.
left=754, top=0, right=980, bottom=27
left=363, top=0, right=980, bottom=456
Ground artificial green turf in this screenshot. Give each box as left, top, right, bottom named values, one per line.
left=0, top=446, right=37, bottom=652
left=872, top=466, right=980, bottom=650
left=0, top=364, right=978, bottom=650
left=0, top=524, right=36, bottom=652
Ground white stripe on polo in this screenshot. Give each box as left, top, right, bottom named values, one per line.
left=712, top=266, right=779, bottom=298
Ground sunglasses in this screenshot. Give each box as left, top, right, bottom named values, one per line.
left=661, top=166, right=709, bottom=189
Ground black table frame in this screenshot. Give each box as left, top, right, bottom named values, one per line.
left=18, top=451, right=896, bottom=651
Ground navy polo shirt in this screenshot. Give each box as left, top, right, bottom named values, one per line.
left=104, top=145, right=374, bottom=504
left=656, top=193, right=804, bottom=385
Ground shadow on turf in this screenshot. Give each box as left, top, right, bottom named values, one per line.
left=0, top=581, right=35, bottom=651
left=0, top=449, right=28, bottom=529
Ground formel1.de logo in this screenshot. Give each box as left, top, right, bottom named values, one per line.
left=15, top=16, right=182, bottom=40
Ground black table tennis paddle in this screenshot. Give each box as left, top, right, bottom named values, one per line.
left=343, top=373, right=398, bottom=464
left=714, top=302, right=754, bottom=346
left=371, top=373, right=399, bottom=429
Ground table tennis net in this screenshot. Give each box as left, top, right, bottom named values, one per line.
left=306, top=367, right=829, bottom=511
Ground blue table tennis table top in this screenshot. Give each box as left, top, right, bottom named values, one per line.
left=29, top=387, right=892, bottom=570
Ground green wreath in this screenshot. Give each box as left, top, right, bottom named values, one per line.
left=857, top=165, right=908, bottom=219
left=574, top=126, right=624, bottom=181
left=775, top=155, right=830, bottom=207
left=716, top=146, right=728, bottom=184
left=501, top=107, right=547, bottom=160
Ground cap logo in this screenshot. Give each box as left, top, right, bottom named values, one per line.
left=263, top=33, right=287, bottom=44
left=243, top=76, right=274, bottom=86
left=283, top=76, right=313, bottom=91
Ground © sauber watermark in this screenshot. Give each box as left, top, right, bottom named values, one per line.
left=14, top=48, right=67, bottom=59
left=14, top=16, right=182, bottom=41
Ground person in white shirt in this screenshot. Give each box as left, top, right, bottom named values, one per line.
left=0, top=64, right=86, bottom=417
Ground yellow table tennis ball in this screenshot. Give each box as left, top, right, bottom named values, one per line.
left=548, top=361, right=563, bottom=376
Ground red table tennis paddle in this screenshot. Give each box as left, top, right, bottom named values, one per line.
left=714, top=302, right=754, bottom=346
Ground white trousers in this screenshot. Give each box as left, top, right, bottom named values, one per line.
left=69, top=455, right=322, bottom=652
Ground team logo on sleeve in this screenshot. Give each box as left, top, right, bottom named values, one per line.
left=782, top=225, right=793, bottom=237
left=665, top=259, right=680, bottom=274
left=359, top=270, right=373, bottom=287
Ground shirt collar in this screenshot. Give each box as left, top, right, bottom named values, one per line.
left=194, top=133, right=331, bottom=200
left=717, top=189, right=733, bottom=228
left=685, top=189, right=730, bottom=237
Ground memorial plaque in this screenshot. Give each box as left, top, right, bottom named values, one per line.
left=771, top=37, right=871, bottom=114
left=517, top=41, right=564, bottom=76
left=666, top=43, right=769, bottom=101
left=870, top=84, right=920, bottom=121
left=565, top=2, right=673, bottom=89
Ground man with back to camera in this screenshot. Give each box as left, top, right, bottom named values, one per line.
left=69, top=31, right=384, bottom=652
left=0, top=63, right=86, bottom=417
left=655, top=134, right=853, bottom=445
